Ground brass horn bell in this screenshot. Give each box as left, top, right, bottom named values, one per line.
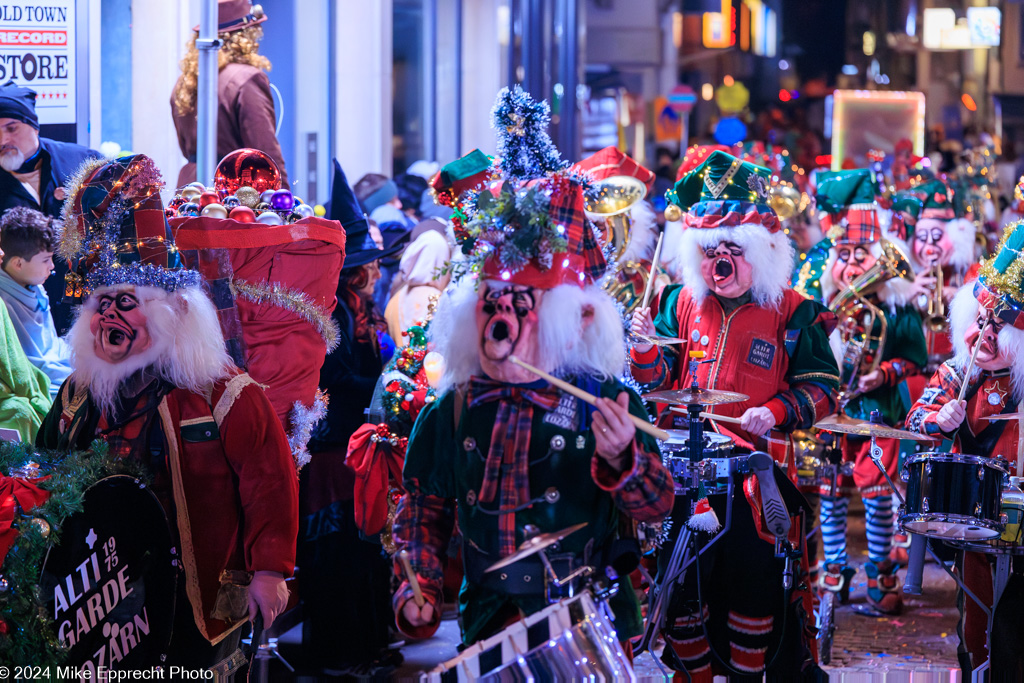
left=584, top=176, right=647, bottom=261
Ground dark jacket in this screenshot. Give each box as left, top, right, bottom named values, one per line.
left=171, top=63, right=289, bottom=189
left=0, top=136, right=101, bottom=335
left=303, top=297, right=384, bottom=515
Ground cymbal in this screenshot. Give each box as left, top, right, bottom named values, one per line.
left=485, top=522, right=588, bottom=573
left=632, top=333, right=687, bottom=346
left=984, top=412, right=1024, bottom=421
left=813, top=416, right=935, bottom=441
left=643, top=387, right=750, bottom=406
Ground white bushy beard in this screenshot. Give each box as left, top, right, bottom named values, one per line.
left=428, top=278, right=625, bottom=393
left=0, top=147, right=25, bottom=172
left=68, top=285, right=232, bottom=413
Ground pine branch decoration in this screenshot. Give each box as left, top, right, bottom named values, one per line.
left=491, top=85, right=567, bottom=182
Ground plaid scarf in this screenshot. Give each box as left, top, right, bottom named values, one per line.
left=465, top=375, right=561, bottom=556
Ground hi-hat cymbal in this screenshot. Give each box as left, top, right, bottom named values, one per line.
left=485, top=522, right=588, bottom=573
left=643, top=387, right=750, bottom=406
left=814, top=416, right=935, bottom=441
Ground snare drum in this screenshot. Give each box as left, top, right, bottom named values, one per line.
left=901, top=452, right=1009, bottom=541
left=661, top=429, right=734, bottom=494
left=424, top=591, right=635, bottom=682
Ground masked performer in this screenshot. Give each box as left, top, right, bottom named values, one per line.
left=897, top=179, right=977, bottom=369
left=905, top=225, right=1024, bottom=675
left=800, top=169, right=927, bottom=614
left=630, top=151, right=839, bottom=679
left=392, top=88, right=674, bottom=651
left=37, top=155, right=298, bottom=672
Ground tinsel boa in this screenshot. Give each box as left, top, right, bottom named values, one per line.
left=287, top=389, right=328, bottom=469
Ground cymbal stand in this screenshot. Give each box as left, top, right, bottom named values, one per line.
left=635, top=471, right=735, bottom=656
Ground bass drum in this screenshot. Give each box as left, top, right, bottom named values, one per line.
left=39, top=475, right=177, bottom=670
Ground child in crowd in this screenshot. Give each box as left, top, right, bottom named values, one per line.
left=0, top=207, right=71, bottom=397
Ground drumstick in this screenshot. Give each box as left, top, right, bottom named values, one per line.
left=697, top=410, right=742, bottom=425
left=957, top=319, right=991, bottom=403
left=641, top=232, right=665, bottom=311
left=509, top=356, right=671, bottom=441
left=398, top=550, right=425, bottom=607
left=668, top=407, right=744, bottom=425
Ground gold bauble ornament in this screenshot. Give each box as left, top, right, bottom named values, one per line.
left=664, top=204, right=683, bottom=222
left=30, top=518, right=50, bottom=538
left=236, top=186, right=260, bottom=209
left=180, top=186, right=202, bottom=202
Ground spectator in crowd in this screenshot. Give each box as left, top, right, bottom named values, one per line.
left=0, top=81, right=101, bottom=334
left=354, top=172, right=414, bottom=311
left=384, top=229, right=450, bottom=344
left=170, top=0, right=289, bottom=189
left=0, top=207, right=71, bottom=398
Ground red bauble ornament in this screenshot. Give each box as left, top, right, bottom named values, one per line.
left=214, top=148, right=282, bottom=196
left=199, top=191, right=220, bottom=208
left=0, top=619, right=8, bottom=635
left=228, top=206, right=257, bottom=223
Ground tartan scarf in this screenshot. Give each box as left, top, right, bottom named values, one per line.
left=465, top=375, right=561, bottom=556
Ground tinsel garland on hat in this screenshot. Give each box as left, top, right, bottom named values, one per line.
left=438, top=86, right=608, bottom=287
left=0, top=442, right=147, bottom=665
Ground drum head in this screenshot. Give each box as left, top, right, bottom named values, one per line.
left=39, top=476, right=176, bottom=668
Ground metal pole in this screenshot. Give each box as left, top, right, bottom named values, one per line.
left=196, top=0, right=221, bottom=187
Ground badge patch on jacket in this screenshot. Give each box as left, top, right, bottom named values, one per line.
left=543, top=392, right=578, bottom=430
left=747, top=339, right=776, bottom=370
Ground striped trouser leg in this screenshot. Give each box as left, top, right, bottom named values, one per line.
left=727, top=610, right=774, bottom=677
left=664, top=604, right=713, bottom=683
left=864, top=494, right=895, bottom=563
left=820, top=495, right=849, bottom=566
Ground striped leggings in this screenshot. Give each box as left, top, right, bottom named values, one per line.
left=820, top=494, right=894, bottom=565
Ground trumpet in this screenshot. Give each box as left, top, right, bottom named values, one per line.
left=924, top=263, right=947, bottom=332
left=830, top=239, right=915, bottom=409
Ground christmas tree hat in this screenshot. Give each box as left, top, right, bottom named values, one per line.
left=441, top=86, right=608, bottom=289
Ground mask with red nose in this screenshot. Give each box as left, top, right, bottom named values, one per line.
left=475, top=282, right=545, bottom=383
left=912, top=218, right=954, bottom=268
left=831, top=244, right=877, bottom=290
left=964, top=311, right=1013, bottom=372
left=699, top=242, right=754, bottom=299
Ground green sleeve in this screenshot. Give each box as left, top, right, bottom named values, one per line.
left=884, top=304, right=928, bottom=369
left=786, top=299, right=840, bottom=390
left=652, top=284, right=686, bottom=338
left=402, top=390, right=458, bottom=498
left=0, top=305, right=51, bottom=443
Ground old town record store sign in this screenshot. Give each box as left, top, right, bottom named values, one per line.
left=0, top=1, right=76, bottom=124
left=39, top=476, right=177, bottom=672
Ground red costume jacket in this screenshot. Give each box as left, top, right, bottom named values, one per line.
left=38, top=369, right=299, bottom=644
left=630, top=286, right=839, bottom=474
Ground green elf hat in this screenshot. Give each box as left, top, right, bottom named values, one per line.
left=912, top=178, right=955, bottom=220
left=666, top=150, right=779, bottom=233
left=976, top=221, right=1024, bottom=329
left=667, top=150, right=795, bottom=308
left=890, top=192, right=923, bottom=241
left=814, top=169, right=883, bottom=243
